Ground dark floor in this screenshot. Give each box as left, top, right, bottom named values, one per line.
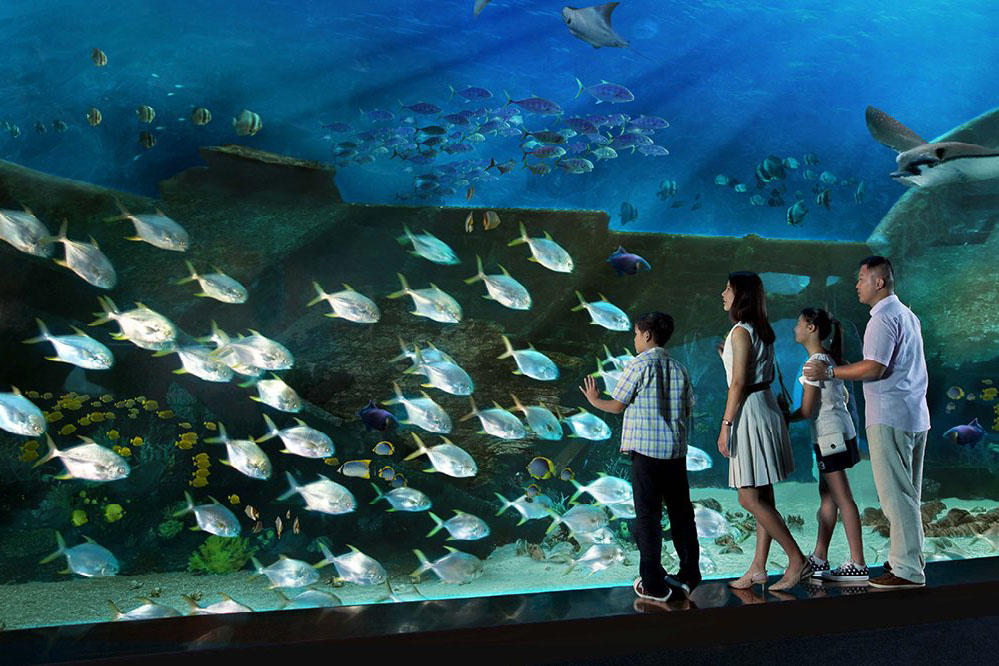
left=4, top=557, right=999, bottom=665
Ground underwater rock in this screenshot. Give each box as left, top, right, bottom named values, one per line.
left=920, top=499, right=947, bottom=524
left=930, top=507, right=975, bottom=529
left=861, top=506, right=890, bottom=538
left=786, top=514, right=804, bottom=533
left=160, top=145, right=342, bottom=203
left=694, top=498, right=723, bottom=513
left=713, top=534, right=737, bottom=547
left=719, top=544, right=744, bottom=555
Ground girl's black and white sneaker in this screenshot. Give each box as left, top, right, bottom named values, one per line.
left=807, top=555, right=830, bottom=578
left=823, top=561, right=869, bottom=582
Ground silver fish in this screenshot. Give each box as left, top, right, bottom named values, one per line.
left=390, top=337, right=456, bottom=365
left=176, top=261, right=246, bottom=302
left=370, top=482, right=432, bottom=512
left=460, top=397, right=525, bottom=439
left=274, top=588, right=342, bottom=610
left=507, top=222, right=573, bottom=272
left=34, top=435, right=129, bottom=481
left=247, top=374, right=302, bottom=413
left=694, top=505, right=730, bottom=539
left=155, top=343, right=234, bottom=382
left=202, top=323, right=264, bottom=377
left=205, top=423, right=272, bottom=480
left=92, top=296, right=177, bottom=351
left=571, top=291, right=630, bottom=331
left=404, top=347, right=474, bottom=395
left=560, top=407, right=611, bottom=440
left=590, top=357, right=622, bottom=395
left=509, top=394, right=562, bottom=440
left=495, top=492, right=554, bottom=525
left=403, top=432, right=477, bottom=478
left=427, top=510, right=491, bottom=540
left=386, top=382, right=452, bottom=433
left=217, top=329, right=294, bottom=370
left=172, top=491, right=242, bottom=536
left=396, top=223, right=460, bottom=265
left=49, top=219, right=116, bottom=288
left=386, top=273, right=462, bottom=324
left=23, top=319, right=114, bottom=370
left=40, top=531, right=119, bottom=577
left=0, top=386, right=46, bottom=436
left=566, top=543, right=625, bottom=575
left=183, top=592, right=252, bottom=615
left=464, top=255, right=531, bottom=310
left=278, top=471, right=356, bottom=515
left=605, top=500, right=636, bottom=519
left=107, top=201, right=189, bottom=251
left=0, top=207, right=53, bottom=257
left=258, top=414, right=334, bottom=458
left=109, top=598, right=181, bottom=621
left=307, top=281, right=380, bottom=323
left=250, top=554, right=321, bottom=589
left=686, top=446, right=713, bottom=471
left=411, top=548, right=483, bottom=585
left=569, top=474, right=633, bottom=504
left=497, top=335, right=558, bottom=380
left=318, top=543, right=387, bottom=585
left=545, top=503, right=608, bottom=537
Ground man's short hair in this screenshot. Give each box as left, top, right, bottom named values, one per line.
left=860, top=255, right=894, bottom=289
left=635, top=312, right=675, bottom=346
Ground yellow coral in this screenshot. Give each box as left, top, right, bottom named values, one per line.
left=191, top=477, right=208, bottom=488
left=59, top=424, right=77, bottom=436
left=107, top=430, right=119, bottom=440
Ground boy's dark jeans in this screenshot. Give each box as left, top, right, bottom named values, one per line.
left=630, top=451, right=700, bottom=597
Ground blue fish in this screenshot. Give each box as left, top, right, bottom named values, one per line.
left=359, top=400, right=397, bottom=432
left=606, top=246, right=651, bottom=276
left=944, top=418, right=985, bottom=447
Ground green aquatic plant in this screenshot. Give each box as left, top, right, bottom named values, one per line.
left=254, top=528, right=276, bottom=551
left=188, top=535, right=258, bottom=575
left=157, top=519, right=183, bottom=540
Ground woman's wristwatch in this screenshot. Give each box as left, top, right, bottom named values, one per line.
left=721, top=418, right=734, bottom=428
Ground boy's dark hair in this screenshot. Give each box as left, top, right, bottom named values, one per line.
left=727, top=271, right=776, bottom=345
left=859, top=255, right=894, bottom=289
left=636, top=312, right=675, bottom=346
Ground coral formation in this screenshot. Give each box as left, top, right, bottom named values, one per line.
left=188, top=536, right=258, bottom=575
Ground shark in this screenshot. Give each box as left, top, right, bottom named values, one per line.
left=562, top=3, right=629, bottom=49
left=865, top=105, right=999, bottom=188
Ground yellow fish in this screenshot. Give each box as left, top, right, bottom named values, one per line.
left=373, top=441, right=395, bottom=456
left=339, top=459, right=372, bottom=479
left=483, top=210, right=501, bottom=230
left=228, top=494, right=240, bottom=505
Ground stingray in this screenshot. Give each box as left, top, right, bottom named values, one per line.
left=866, top=105, right=999, bottom=188
left=561, top=3, right=629, bottom=49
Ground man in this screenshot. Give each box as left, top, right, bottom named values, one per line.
left=804, top=256, right=930, bottom=589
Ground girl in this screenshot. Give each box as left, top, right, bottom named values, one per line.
left=718, top=272, right=810, bottom=591
left=790, top=307, right=867, bottom=581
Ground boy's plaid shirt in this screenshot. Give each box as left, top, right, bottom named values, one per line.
left=611, top=347, right=693, bottom=459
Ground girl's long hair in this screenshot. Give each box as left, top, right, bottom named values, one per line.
left=727, top=271, right=775, bottom=345
left=800, top=307, right=845, bottom=366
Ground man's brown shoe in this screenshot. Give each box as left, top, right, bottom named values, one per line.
left=868, top=572, right=925, bottom=589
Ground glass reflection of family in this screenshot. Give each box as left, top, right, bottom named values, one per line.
left=581, top=255, right=929, bottom=603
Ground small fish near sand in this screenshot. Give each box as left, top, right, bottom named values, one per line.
left=40, top=531, right=119, bottom=577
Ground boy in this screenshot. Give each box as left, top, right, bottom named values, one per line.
left=580, top=311, right=699, bottom=602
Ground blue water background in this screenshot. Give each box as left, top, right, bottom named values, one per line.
left=2, top=0, right=996, bottom=240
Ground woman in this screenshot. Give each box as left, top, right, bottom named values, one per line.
left=718, top=272, right=810, bottom=591
left=789, top=307, right=867, bottom=581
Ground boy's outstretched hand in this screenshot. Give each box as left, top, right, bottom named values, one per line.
left=580, top=375, right=600, bottom=405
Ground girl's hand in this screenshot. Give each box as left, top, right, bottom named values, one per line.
left=717, top=426, right=731, bottom=458
left=579, top=375, right=600, bottom=405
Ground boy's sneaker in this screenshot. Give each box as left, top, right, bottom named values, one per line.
left=633, top=577, right=671, bottom=602
left=807, top=555, right=830, bottom=578
left=665, top=573, right=700, bottom=599
left=868, top=573, right=925, bottom=589
left=822, top=561, right=869, bottom=582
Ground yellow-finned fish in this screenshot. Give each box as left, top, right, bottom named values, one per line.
left=373, top=441, right=395, bottom=456
left=339, top=459, right=372, bottom=479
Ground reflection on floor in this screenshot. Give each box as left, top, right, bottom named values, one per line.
left=5, top=557, right=999, bottom=665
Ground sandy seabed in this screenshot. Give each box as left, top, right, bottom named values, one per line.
left=2, top=460, right=996, bottom=632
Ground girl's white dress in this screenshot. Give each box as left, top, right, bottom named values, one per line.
left=722, top=322, right=795, bottom=488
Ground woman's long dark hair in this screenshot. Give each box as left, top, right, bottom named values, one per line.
left=727, top=271, right=775, bottom=345
left=800, top=307, right=845, bottom=366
